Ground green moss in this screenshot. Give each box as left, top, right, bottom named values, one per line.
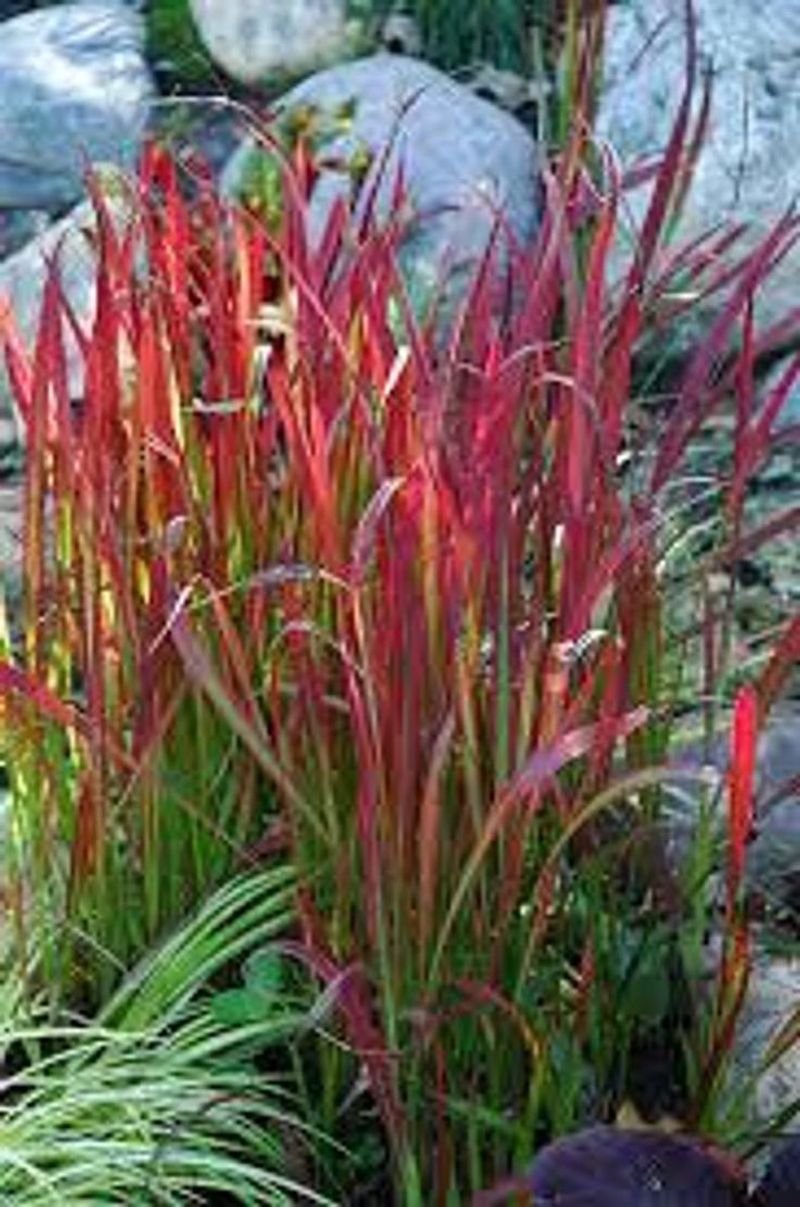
left=146, top=0, right=219, bottom=90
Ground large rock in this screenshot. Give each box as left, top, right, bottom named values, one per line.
left=0, top=191, right=133, bottom=616
left=222, top=54, right=542, bottom=319
left=0, top=197, right=111, bottom=431
left=666, top=708, right=800, bottom=913
left=764, top=356, right=800, bottom=434
left=0, top=3, right=152, bottom=210
left=188, top=0, right=350, bottom=86
left=690, top=932, right=800, bottom=1132
left=0, top=1, right=141, bottom=10
left=747, top=712, right=800, bottom=912
left=597, top=0, right=800, bottom=331
left=727, top=942, right=800, bottom=1128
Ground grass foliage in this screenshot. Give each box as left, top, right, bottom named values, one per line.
left=0, top=868, right=331, bottom=1204
left=349, top=0, right=566, bottom=75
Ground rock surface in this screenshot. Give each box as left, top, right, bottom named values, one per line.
left=748, top=713, right=800, bottom=913
left=380, top=13, right=422, bottom=59
left=597, top=0, right=800, bottom=330
left=759, top=1133, right=800, bottom=1202
left=731, top=943, right=800, bottom=1129
left=764, top=356, right=800, bottom=434
left=222, top=54, right=541, bottom=318
left=0, top=2, right=41, bottom=15
left=0, top=1, right=141, bottom=8
left=188, top=0, right=350, bottom=85
left=0, top=198, right=108, bottom=428
left=667, top=708, right=800, bottom=915
left=0, top=3, right=152, bottom=210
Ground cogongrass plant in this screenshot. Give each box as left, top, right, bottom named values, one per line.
left=0, top=0, right=799, bottom=1201
left=0, top=866, right=333, bottom=1204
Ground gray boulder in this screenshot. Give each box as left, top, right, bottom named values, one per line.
left=0, top=3, right=47, bottom=15
left=665, top=708, right=800, bottom=912
left=763, top=355, right=800, bottom=434
left=0, top=469, right=24, bottom=620
left=0, top=1, right=141, bottom=10
left=700, top=930, right=800, bottom=1129
left=222, top=54, right=542, bottom=320
left=188, top=0, right=351, bottom=85
left=597, top=0, right=800, bottom=331
left=0, top=190, right=133, bottom=619
left=0, top=193, right=129, bottom=432
left=380, top=14, right=422, bottom=58
left=747, top=713, right=800, bottom=912
left=733, top=945, right=800, bottom=1129
left=0, top=3, right=152, bottom=210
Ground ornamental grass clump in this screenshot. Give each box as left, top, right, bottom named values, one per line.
left=0, top=867, right=333, bottom=1205
left=0, top=1, right=799, bottom=1200
left=0, top=152, right=296, bottom=1005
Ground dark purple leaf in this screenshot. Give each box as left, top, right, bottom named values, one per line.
left=758, top=1135, right=800, bottom=1206
left=526, top=1127, right=748, bottom=1206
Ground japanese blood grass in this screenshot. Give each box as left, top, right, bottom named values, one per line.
left=0, top=866, right=333, bottom=1205
left=0, top=150, right=302, bottom=1006
left=1, top=1, right=799, bottom=1199
left=176, top=56, right=798, bottom=1207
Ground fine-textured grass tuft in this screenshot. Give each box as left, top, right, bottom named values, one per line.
left=0, top=867, right=333, bottom=1205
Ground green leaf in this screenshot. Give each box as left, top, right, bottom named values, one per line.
left=211, top=948, right=287, bottom=1026
left=211, top=987, right=271, bottom=1026
left=625, top=958, right=671, bottom=1026
left=243, top=948, right=285, bottom=1000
